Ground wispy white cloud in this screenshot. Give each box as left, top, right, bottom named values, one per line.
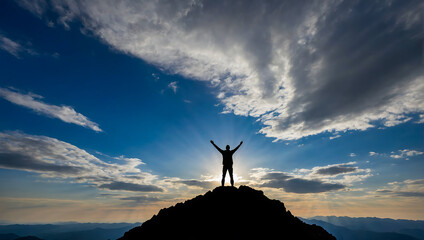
left=0, top=34, right=37, bottom=58
left=0, top=87, right=102, bottom=132
left=329, top=134, right=341, bottom=140
left=152, top=73, right=159, bottom=81
left=349, top=153, right=356, bottom=157
left=95, top=151, right=145, bottom=166
left=390, top=149, right=423, bottom=160
left=368, top=149, right=423, bottom=160
left=369, top=151, right=378, bottom=156
left=168, top=81, right=178, bottom=94
left=0, top=35, right=22, bottom=57
left=17, top=0, right=424, bottom=141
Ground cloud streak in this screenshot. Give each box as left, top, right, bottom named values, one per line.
left=168, top=81, right=178, bottom=94
left=315, top=165, right=358, bottom=176
left=0, top=87, right=102, bottom=132
left=99, top=181, right=163, bottom=192
left=17, top=0, right=424, bottom=140
left=390, top=149, right=424, bottom=159
left=120, top=196, right=161, bottom=203
left=0, top=132, right=162, bottom=192
left=175, top=179, right=217, bottom=189
left=257, top=170, right=346, bottom=194
left=376, top=179, right=424, bottom=198
left=274, top=178, right=345, bottom=194
left=250, top=162, right=371, bottom=193
left=0, top=34, right=37, bottom=58
left=368, top=149, right=423, bottom=159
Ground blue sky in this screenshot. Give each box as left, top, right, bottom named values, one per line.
left=0, top=0, right=423, bottom=223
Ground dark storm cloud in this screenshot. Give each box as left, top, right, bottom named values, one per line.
left=99, top=181, right=163, bottom=192
left=316, top=165, right=357, bottom=176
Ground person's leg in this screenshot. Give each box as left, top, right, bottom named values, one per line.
left=229, top=167, right=234, bottom=187
left=222, top=167, right=227, bottom=186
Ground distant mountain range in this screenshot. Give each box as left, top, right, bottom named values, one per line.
left=302, top=216, right=424, bottom=240
left=309, top=216, right=424, bottom=232
left=0, top=223, right=140, bottom=240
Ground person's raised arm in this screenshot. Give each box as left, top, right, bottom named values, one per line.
left=210, top=140, right=223, bottom=153
left=232, top=141, right=243, bottom=153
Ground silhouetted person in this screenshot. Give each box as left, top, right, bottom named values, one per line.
left=210, top=140, right=243, bottom=187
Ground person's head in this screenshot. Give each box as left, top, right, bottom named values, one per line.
left=226, top=145, right=230, bottom=150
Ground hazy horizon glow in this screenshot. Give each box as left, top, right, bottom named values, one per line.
left=0, top=0, right=423, bottom=223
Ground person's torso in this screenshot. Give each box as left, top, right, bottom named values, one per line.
left=222, top=150, right=233, bottom=166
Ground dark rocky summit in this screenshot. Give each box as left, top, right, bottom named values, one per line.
left=119, top=186, right=335, bottom=239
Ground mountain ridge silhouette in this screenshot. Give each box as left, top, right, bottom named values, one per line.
left=119, top=185, right=335, bottom=239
